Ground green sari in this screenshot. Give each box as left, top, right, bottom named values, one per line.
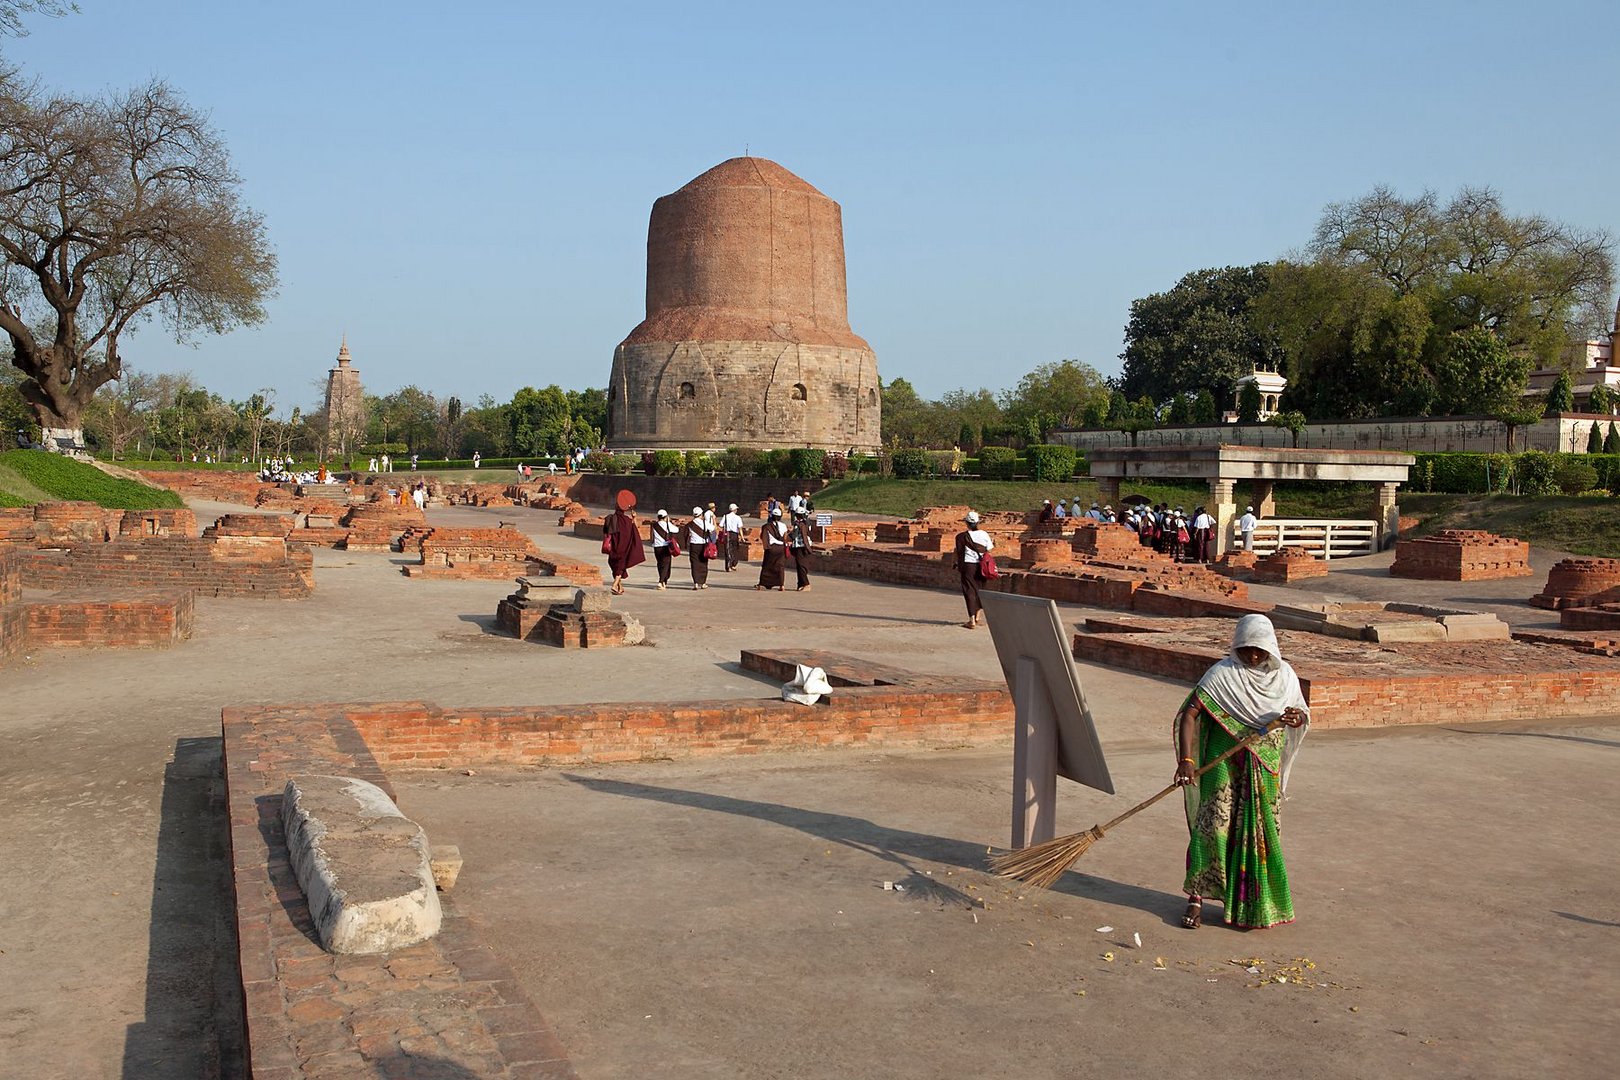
left=1179, top=688, right=1294, bottom=929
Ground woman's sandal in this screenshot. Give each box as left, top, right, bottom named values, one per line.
left=1182, top=897, right=1202, bottom=930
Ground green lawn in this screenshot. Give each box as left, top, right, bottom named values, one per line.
left=1399, top=493, right=1620, bottom=557
left=0, top=450, right=184, bottom=509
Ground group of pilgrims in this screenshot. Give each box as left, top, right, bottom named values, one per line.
left=1040, top=498, right=1223, bottom=563
left=601, top=490, right=819, bottom=596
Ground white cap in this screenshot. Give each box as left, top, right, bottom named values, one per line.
left=656, top=509, right=667, bottom=518
left=966, top=511, right=980, bottom=524
left=692, top=506, right=703, bottom=516
left=1246, top=505, right=1254, bottom=512
left=729, top=503, right=738, bottom=511
left=771, top=507, right=783, bottom=518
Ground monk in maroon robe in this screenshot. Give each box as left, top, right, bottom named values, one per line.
left=605, top=490, right=645, bottom=593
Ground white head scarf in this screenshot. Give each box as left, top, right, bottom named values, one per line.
left=1196, top=614, right=1309, bottom=790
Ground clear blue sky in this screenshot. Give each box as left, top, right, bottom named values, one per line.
left=11, top=0, right=1619, bottom=414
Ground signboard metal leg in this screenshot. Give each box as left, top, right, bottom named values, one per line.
left=1011, top=655, right=1058, bottom=849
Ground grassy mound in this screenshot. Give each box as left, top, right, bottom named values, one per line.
left=0, top=450, right=184, bottom=510
left=1402, top=493, right=1620, bottom=558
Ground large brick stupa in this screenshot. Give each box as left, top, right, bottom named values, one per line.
left=606, top=157, right=881, bottom=452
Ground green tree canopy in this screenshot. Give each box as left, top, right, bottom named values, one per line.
left=1545, top=371, right=1575, bottom=414
left=1118, top=264, right=1279, bottom=404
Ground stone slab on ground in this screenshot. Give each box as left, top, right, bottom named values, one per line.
left=280, top=774, right=442, bottom=955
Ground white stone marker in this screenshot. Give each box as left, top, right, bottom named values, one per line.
left=281, top=775, right=443, bottom=955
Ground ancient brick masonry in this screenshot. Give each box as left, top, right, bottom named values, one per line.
left=1390, top=530, right=1533, bottom=581
left=22, top=534, right=313, bottom=598
left=1074, top=621, right=1620, bottom=727
left=607, top=157, right=881, bottom=452
left=1251, top=547, right=1330, bottom=584
left=137, top=468, right=267, bottom=504
left=117, top=507, right=198, bottom=538
left=221, top=707, right=577, bottom=1079
left=1530, top=558, right=1620, bottom=610
left=0, top=550, right=24, bottom=662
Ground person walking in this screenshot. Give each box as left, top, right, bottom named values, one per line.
left=473, top=451, right=481, bottom=469
left=1174, top=614, right=1309, bottom=930
left=650, top=509, right=678, bottom=589
left=756, top=507, right=788, bottom=591
left=721, top=502, right=744, bottom=571
left=603, top=490, right=645, bottom=595
left=1192, top=506, right=1215, bottom=562
left=952, top=509, right=993, bottom=629
left=1238, top=505, right=1259, bottom=552
left=789, top=511, right=814, bottom=591
left=685, top=506, right=711, bottom=589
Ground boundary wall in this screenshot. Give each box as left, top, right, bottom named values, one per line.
left=1053, top=413, right=1613, bottom=455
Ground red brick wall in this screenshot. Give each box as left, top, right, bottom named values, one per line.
left=24, top=593, right=193, bottom=648
left=137, top=469, right=268, bottom=503
left=20, top=536, right=313, bottom=598
left=343, top=684, right=1012, bottom=768
left=0, top=550, right=22, bottom=662
left=1073, top=629, right=1620, bottom=727
left=1391, top=530, right=1532, bottom=581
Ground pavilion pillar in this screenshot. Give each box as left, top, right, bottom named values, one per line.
left=1373, top=482, right=1400, bottom=550
left=1252, top=480, right=1276, bottom=520
left=1209, top=479, right=1236, bottom=557
left=1095, top=476, right=1120, bottom=507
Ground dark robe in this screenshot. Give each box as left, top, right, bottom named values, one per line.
left=606, top=511, right=646, bottom=578
left=759, top=520, right=787, bottom=589
left=953, top=530, right=988, bottom=617
left=790, top=519, right=813, bottom=588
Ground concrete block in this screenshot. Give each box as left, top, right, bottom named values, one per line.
left=1367, top=621, right=1448, bottom=644
left=1442, top=622, right=1511, bottom=641
left=281, top=775, right=442, bottom=955
left=430, top=844, right=463, bottom=891
left=573, top=587, right=613, bottom=613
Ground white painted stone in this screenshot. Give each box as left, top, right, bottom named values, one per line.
left=281, top=775, right=442, bottom=955
left=621, top=614, right=646, bottom=645
left=574, top=587, right=614, bottom=613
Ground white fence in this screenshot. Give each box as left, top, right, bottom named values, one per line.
left=1244, top=519, right=1379, bottom=560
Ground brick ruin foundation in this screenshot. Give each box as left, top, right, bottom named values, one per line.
left=1530, top=557, right=1620, bottom=610
left=817, top=515, right=1270, bottom=621
left=496, top=582, right=644, bottom=647
left=219, top=649, right=1010, bottom=1076
left=1251, top=547, right=1330, bottom=584
left=401, top=526, right=601, bottom=585
left=0, top=548, right=193, bottom=663
left=1390, top=530, right=1533, bottom=581
left=1072, top=618, right=1620, bottom=727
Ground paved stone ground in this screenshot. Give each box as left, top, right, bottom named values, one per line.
left=0, top=499, right=1614, bottom=1078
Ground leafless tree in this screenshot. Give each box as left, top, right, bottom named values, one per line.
left=0, top=76, right=276, bottom=435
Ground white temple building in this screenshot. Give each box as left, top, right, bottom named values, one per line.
left=1226, top=360, right=1287, bottom=421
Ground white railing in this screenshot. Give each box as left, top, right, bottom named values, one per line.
left=1244, top=519, right=1379, bottom=560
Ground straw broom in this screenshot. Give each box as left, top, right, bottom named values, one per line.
left=989, top=731, right=1267, bottom=889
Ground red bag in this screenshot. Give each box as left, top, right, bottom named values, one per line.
left=704, top=541, right=719, bottom=560
left=600, top=535, right=612, bottom=555
left=978, top=554, right=999, bottom=580
left=669, top=539, right=681, bottom=557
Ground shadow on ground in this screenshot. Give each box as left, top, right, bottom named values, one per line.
left=121, top=737, right=245, bottom=1079
left=563, top=774, right=1186, bottom=925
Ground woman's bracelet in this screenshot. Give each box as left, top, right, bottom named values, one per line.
left=1179, top=757, right=1195, bottom=765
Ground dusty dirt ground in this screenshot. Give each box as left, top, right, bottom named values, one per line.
left=0, top=499, right=1615, bottom=1079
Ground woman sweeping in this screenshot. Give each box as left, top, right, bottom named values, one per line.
left=604, top=490, right=645, bottom=595
left=1174, top=614, right=1308, bottom=930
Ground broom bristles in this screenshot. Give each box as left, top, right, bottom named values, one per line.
left=989, top=825, right=1105, bottom=889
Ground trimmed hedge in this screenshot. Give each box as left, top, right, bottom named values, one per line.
left=979, top=446, right=1017, bottom=480
left=1411, top=451, right=1620, bottom=494
left=651, top=449, right=685, bottom=476
left=788, top=448, right=826, bottom=479
left=1026, top=444, right=1078, bottom=483
left=891, top=448, right=930, bottom=479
